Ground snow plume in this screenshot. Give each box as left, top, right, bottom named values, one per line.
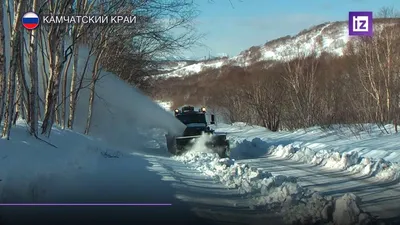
left=174, top=139, right=376, bottom=224
left=268, top=144, right=400, bottom=181
left=35, top=43, right=185, bottom=150
left=186, top=133, right=216, bottom=154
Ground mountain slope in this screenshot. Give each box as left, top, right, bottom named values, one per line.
left=155, top=19, right=395, bottom=79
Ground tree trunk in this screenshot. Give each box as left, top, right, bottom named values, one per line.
left=84, top=48, right=104, bottom=134
left=41, top=35, right=65, bottom=137
left=67, top=46, right=79, bottom=129
left=68, top=45, right=91, bottom=129
left=2, top=0, right=22, bottom=139
left=16, top=31, right=29, bottom=122
left=39, top=31, right=48, bottom=105
left=29, top=0, right=39, bottom=136
left=0, top=0, right=7, bottom=124
left=60, top=48, right=72, bottom=129
left=14, top=72, right=22, bottom=124
left=84, top=80, right=95, bottom=134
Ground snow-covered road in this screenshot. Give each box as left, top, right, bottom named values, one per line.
left=0, top=122, right=287, bottom=225
left=142, top=154, right=285, bottom=225
left=211, top=122, right=400, bottom=224
left=2, top=119, right=400, bottom=225
left=133, top=129, right=286, bottom=224
left=241, top=156, right=400, bottom=223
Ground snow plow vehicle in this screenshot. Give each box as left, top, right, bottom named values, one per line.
left=166, top=106, right=229, bottom=158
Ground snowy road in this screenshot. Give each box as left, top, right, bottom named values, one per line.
left=240, top=155, right=400, bottom=224
left=0, top=149, right=212, bottom=225
left=141, top=154, right=286, bottom=225
left=204, top=122, right=400, bottom=224
left=2, top=119, right=400, bottom=225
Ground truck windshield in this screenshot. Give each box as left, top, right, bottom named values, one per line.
left=176, top=114, right=206, bottom=124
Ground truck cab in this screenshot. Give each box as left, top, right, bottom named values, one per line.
left=174, top=106, right=215, bottom=137
left=166, top=106, right=228, bottom=158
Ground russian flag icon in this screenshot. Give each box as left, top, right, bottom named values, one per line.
left=22, top=12, right=39, bottom=30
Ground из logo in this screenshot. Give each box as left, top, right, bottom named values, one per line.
left=348, top=11, right=373, bottom=36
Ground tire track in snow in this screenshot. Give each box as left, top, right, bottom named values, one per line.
left=143, top=154, right=286, bottom=225
left=240, top=155, right=400, bottom=222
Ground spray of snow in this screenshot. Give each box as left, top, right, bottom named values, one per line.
left=186, top=133, right=215, bottom=154
left=173, top=135, right=376, bottom=224
left=28, top=43, right=186, bottom=151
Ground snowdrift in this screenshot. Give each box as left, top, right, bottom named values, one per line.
left=0, top=121, right=207, bottom=225
left=174, top=134, right=377, bottom=225
left=215, top=123, right=400, bottom=181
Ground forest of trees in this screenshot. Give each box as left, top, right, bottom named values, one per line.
left=0, top=0, right=200, bottom=139
left=152, top=9, right=400, bottom=133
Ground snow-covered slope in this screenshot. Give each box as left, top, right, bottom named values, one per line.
left=155, top=58, right=228, bottom=78
left=231, top=22, right=349, bottom=65
left=154, top=21, right=350, bottom=78
left=154, top=19, right=395, bottom=78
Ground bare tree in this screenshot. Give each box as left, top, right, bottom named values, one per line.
left=0, top=0, right=6, bottom=124
left=67, top=43, right=93, bottom=129
left=83, top=0, right=200, bottom=134
left=84, top=29, right=108, bottom=134
left=347, top=9, right=400, bottom=127
left=2, top=0, right=23, bottom=139
left=60, top=0, right=98, bottom=129
left=83, top=0, right=128, bottom=134
left=27, top=0, right=40, bottom=136
left=281, top=44, right=320, bottom=128
left=243, top=65, right=286, bottom=131
left=14, top=3, right=30, bottom=125
left=40, top=0, right=74, bottom=136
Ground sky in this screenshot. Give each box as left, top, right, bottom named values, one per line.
left=182, top=0, right=399, bottom=59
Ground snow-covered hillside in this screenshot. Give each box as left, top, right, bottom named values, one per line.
left=154, top=21, right=350, bottom=78
left=155, top=58, right=228, bottom=78
left=154, top=19, right=395, bottom=78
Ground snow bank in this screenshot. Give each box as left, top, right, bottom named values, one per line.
left=0, top=121, right=206, bottom=224
left=174, top=134, right=376, bottom=225
left=215, top=123, right=400, bottom=181
left=268, top=144, right=400, bottom=181
left=0, top=119, right=114, bottom=203
left=332, top=193, right=374, bottom=225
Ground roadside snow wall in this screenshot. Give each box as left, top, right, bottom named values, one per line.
left=174, top=134, right=377, bottom=225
